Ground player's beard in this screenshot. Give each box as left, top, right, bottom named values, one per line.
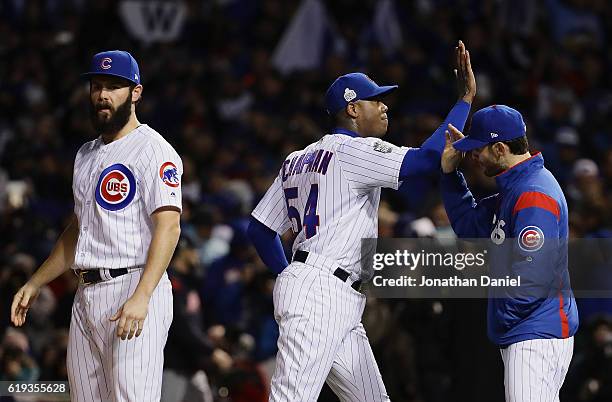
left=481, top=158, right=506, bottom=177
left=89, top=94, right=132, bottom=135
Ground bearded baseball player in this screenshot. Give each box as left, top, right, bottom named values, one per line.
left=247, top=41, right=476, bottom=401
left=10, top=50, right=182, bottom=401
left=441, top=105, right=579, bottom=402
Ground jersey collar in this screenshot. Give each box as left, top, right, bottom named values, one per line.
left=332, top=127, right=359, bottom=137
left=495, top=152, right=544, bottom=191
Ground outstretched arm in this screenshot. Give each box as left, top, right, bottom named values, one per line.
left=400, top=40, right=476, bottom=178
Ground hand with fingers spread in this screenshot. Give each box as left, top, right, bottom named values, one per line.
left=455, top=40, right=476, bottom=104
left=441, top=123, right=466, bottom=173
left=10, top=282, right=41, bottom=327
left=110, top=292, right=150, bottom=340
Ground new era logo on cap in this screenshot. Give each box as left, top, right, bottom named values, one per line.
left=453, top=105, right=527, bottom=151
left=82, top=50, right=141, bottom=85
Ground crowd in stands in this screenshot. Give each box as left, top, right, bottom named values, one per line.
left=1, top=0, right=611, bottom=401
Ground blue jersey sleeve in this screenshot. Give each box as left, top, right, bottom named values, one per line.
left=399, top=100, right=470, bottom=178
left=440, top=170, right=497, bottom=238
left=247, top=216, right=289, bottom=274
left=510, top=191, right=563, bottom=294
left=502, top=191, right=572, bottom=335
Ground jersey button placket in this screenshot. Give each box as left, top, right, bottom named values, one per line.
left=84, top=149, right=102, bottom=267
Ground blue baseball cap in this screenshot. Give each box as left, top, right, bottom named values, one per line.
left=453, top=105, right=527, bottom=151
left=81, top=50, right=141, bottom=85
left=325, top=72, right=398, bottom=115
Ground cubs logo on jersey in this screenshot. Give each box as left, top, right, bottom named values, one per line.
left=518, top=225, right=545, bottom=252
left=95, top=163, right=136, bottom=211
left=159, top=161, right=180, bottom=187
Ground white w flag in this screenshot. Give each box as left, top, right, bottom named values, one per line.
left=119, top=1, right=187, bottom=45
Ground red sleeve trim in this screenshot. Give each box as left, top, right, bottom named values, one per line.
left=512, top=191, right=560, bottom=220
left=558, top=292, right=569, bottom=338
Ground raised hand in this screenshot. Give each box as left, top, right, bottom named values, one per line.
left=441, top=123, right=466, bottom=173
left=455, top=40, right=476, bottom=104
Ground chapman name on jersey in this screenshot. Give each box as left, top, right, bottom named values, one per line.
left=72, top=124, right=182, bottom=270
left=281, top=148, right=334, bottom=181
left=252, top=132, right=409, bottom=281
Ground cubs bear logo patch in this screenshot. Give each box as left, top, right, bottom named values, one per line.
left=159, top=161, right=180, bottom=187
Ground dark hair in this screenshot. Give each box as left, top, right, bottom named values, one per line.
left=490, top=135, right=529, bottom=155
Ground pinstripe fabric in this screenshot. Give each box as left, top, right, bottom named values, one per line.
left=499, top=337, right=573, bottom=402
left=252, top=134, right=409, bottom=281
left=67, top=270, right=173, bottom=402
left=254, top=133, right=403, bottom=401
left=270, top=262, right=389, bottom=402
left=73, top=124, right=183, bottom=270
left=67, top=124, right=180, bottom=401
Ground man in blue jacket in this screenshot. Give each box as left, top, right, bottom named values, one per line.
left=441, top=105, right=578, bottom=402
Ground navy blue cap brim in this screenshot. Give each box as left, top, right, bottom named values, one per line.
left=452, top=136, right=489, bottom=151
left=363, top=85, right=398, bottom=100
left=80, top=72, right=139, bottom=85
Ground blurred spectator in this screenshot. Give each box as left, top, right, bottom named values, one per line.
left=38, top=329, right=69, bottom=381
left=163, top=236, right=215, bottom=402
left=562, top=316, right=612, bottom=401
left=0, top=328, right=39, bottom=381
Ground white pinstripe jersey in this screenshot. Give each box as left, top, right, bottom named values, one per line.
left=252, top=132, right=409, bottom=278
left=72, top=124, right=182, bottom=270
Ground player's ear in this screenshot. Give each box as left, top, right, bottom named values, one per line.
left=345, top=102, right=359, bottom=119
left=492, top=142, right=508, bottom=158
left=131, top=85, right=143, bottom=103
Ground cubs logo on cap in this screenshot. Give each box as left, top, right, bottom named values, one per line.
left=159, top=162, right=180, bottom=187
left=81, top=50, right=141, bottom=85
left=95, top=164, right=136, bottom=211
left=100, top=57, right=112, bottom=70
left=518, top=226, right=545, bottom=252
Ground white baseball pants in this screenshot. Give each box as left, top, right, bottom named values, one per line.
left=500, top=337, right=574, bottom=402
left=67, top=269, right=173, bottom=402
left=270, top=262, right=389, bottom=402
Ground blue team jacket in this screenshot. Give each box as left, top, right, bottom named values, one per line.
left=441, top=153, right=579, bottom=346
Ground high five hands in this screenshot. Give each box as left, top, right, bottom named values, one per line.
left=455, top=40, right=476, bottom=104
left=442, top=123, right=466, bottom=173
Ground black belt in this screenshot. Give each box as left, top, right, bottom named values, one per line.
left=75, top=268, right=129, bottom=285
left=293, top=250, right=362, bottom=291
